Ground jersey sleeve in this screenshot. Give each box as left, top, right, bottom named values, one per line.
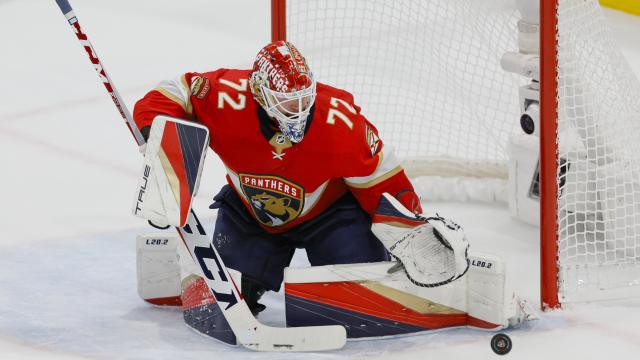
left=133, top=74, right=192, bottom=132
left=343, top=117, right=423, bottom=216
left=133, top=72, right=214, bottom=136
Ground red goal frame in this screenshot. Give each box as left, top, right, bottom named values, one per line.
left=539, top=0, right=560, bottom=310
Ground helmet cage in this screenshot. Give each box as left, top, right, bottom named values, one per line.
left=260, top=80, right=316, bottom=143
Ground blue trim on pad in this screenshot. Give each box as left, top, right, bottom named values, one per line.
left=286, top=294, right=426, bottom=338
left=176, top=123, right=207, bottom=195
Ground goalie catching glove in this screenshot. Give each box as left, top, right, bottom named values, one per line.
left=371, top=193, right=470, bottom=287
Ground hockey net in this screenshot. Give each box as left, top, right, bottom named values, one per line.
left=274, top=0, right=640, bottom=307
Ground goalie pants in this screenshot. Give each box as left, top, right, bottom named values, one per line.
left=210, top=185, right=389, bottom=291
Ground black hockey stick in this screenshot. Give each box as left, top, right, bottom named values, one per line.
left=54, top=0, right=346, bottom=351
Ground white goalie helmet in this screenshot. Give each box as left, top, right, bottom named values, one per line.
left=249, top=41, right=316, bottom=143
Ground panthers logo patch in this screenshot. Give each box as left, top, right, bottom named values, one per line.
left=239, top=174, right=304, bottom=227
left=190, top=76, right=210, bottom=99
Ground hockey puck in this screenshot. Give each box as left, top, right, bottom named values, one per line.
left=490, top=333, right=512, bottom=355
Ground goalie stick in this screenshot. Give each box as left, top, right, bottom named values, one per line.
left=53, top=0, right=346, bottom=352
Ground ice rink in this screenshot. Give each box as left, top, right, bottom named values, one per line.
left=1, top=0, right=640, bottom=359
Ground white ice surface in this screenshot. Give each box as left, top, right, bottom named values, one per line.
left=1, top=0, right=640, bottom=359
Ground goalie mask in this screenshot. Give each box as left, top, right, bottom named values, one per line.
left=250, top=41, right=316, bottom=143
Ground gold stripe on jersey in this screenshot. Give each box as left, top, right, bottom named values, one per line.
left=345, top=166, right=403, bottom=189
left=225, top=166, right=243, bottom=194
left=181, top=75, right=193, bottom=114
left=345, top=147, right=404, bottom=189
left=154, top=74, right=193, bottom=115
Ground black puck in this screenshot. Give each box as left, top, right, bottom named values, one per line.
left=490, top=333, right=512, bottom=355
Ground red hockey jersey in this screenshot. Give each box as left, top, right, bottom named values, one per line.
left=134, top=69, right=421, bottom=233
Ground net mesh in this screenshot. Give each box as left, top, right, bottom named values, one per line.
left=286, top=0, right=523, bottom=164
left=556, top=0, right=640, bottom=301
left=285, top=0, right=640, bottom=302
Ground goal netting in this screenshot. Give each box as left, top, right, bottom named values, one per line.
left=286, top=0, right=522, bottom=172
left=554, top=0, right=640, bottom=303
left=280, top=0, right=640, bottom=306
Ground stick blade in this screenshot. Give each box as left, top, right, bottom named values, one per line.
left=244, top=324, right=347, bottom=352
left=225, top=302, right=346, bottom=352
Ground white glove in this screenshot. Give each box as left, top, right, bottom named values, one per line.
left=371, top=193, right=470, bottom=287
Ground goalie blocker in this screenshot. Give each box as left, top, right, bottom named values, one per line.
left=132, top=115, right=209, bottom=228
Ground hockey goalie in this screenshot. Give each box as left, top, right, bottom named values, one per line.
left=132, top=40, right=533, bottom=345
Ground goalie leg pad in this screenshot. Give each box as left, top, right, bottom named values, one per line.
left=284, top=253, right=531, bottom=339
left=136, top=233, right=182, bottom=306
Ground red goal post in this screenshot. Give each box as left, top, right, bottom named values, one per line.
left=539, top=0, right=560, bottom=309
left=271, top=0, right=286, bottom=43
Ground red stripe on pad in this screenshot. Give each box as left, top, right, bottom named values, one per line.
left=285, top=281, right=500, bottom=330
left=160, top=122, right=191, bottom=224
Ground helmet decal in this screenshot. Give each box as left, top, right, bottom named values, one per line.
left=249, top=41, right=316, bottom=143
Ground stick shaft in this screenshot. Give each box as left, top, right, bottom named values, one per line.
left=54, top=0, right=145, bottom=147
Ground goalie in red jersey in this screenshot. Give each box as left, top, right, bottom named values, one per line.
left=134, top=42, right=469, bottom=337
